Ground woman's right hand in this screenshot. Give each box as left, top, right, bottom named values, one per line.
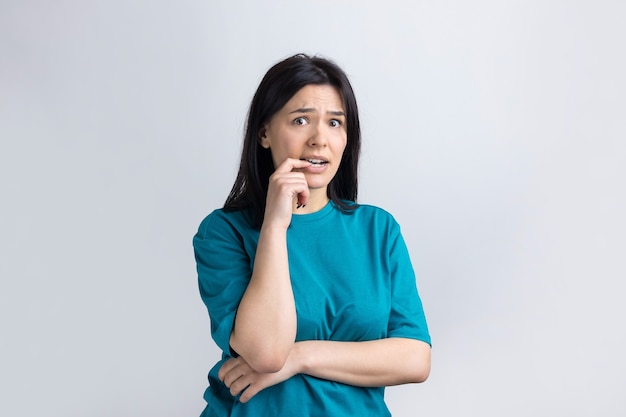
left=218, top=350, right=302, bottom=403
left=263, top=158, right=311, bottom=230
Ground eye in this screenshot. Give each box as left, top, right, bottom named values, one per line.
left=293, top=117, right=308, bottom=126
left=329, top=119, right=342, bottom=128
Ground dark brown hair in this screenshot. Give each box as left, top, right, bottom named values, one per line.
left=223, top=53, right=361, bottom=228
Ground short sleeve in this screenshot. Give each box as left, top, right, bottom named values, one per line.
left=386, top=222, right=431, bottom=346
left=193, top=211, right=253, bottom=355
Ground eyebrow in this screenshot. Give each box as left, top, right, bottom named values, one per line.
left=289, top=108, right=346, bottom=117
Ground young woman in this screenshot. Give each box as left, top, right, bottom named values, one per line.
left=193, top=53, right=431, bottom=416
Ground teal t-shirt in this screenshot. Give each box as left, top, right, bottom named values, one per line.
left=193, top=201, right=430, bottom=417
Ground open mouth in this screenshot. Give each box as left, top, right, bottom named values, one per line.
left=301, top=158, right=328, bottom=166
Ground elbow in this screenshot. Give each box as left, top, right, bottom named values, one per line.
left=232, top=341, right=292, bottom=373
left=411, top=361, right=431, bottom=383
left=406, top=340, right=431, bottom=383
left=249, top=352, right=289, bottom=374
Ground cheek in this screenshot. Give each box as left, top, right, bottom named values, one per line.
left=268, top=142, right=293, bottom=167
left=271, top=148, right=282, bottom=169
left=335, top=137, right=348, bottom=155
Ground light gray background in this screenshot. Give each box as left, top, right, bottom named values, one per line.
left=1, top=1, right=625, bottom=416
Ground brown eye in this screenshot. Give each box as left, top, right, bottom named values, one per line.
left=329, top=119, right=342, bottom=127
left=293, top=117, right=308, bottom=126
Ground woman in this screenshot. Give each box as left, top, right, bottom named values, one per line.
left=193, top=53, right=431, bottom=416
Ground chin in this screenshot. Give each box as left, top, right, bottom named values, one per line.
left=307, top=184, right=330, bottom=191
left=305, top=176, right=332, bottom=189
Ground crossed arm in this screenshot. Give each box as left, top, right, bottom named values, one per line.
left=220, top=337, right=431, bottom=403
left=222, top=159, right=431, bottom=402
left=225, top=221, right=431, bottom=402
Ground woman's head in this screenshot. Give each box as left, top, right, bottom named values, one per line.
left=224, top=53, right=361, bottom=226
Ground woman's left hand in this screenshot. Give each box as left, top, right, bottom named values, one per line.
left=218, top=351, right=301, bottom=403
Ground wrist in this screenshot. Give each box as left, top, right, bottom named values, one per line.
left=292, top=342, right=310, bottom=375
left=260, top=222, right=289, bottom=235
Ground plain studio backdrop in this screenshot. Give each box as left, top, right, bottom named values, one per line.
left=1, top=1, right=624, bottom=416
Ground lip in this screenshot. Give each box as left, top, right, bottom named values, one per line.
left=301, top=163, right=328, bottom=174
left=300, top=155, right=329, bottom=164
left=299, top=155, right=329, bottom=174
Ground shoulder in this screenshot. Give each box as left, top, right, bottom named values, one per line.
left=341, top=202, right=402, bottom=234
left=195, top=208, right=254, bottom=239
left=351, top=203, right=399, bottom=223
left=352, top=203, right=394, bottom=217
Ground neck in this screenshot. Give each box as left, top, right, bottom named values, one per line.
left=292, top=187, right=329, bottom=214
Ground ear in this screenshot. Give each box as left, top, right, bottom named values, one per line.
left=258, top=125, right=270, bottom=149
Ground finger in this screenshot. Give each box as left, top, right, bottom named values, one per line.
left=296, top=186, right=310, bottom=208
left=273, top=158, right=311, bottom=174
left=269, top=173, right=308, bottom=185
left=218, top=357, right=240, bottom=382
left=223, top=363, right=247, bottom=388
left=268, top=175, right=310, bottom=203
left=229, top=373, right=254, bottom=397
left=239, top=383, right=261, bottom=403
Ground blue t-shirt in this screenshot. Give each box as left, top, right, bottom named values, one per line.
left=193, top=201, right=430, bottom=417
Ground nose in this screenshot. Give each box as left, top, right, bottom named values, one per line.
left=307, top=122, right=328, bottom=147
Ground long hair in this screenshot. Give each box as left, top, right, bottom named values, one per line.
left=223, top=53, right=361, bottom=228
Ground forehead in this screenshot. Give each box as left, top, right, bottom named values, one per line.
left=282, top=84, right=345, bottom=111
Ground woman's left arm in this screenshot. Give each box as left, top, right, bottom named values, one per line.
left=294, top=337, right=430, bottom=386
left=219, top=337, right=430, bottom=402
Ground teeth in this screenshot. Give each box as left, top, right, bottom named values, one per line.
left=307, top=159, right=326, bottom=165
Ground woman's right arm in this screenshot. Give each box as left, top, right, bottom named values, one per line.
left=228, top=158, right=311, bottom=373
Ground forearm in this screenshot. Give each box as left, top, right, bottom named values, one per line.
left=230, top=225, right=297, bottom=373
left=294, top=338, right=431, bottom=387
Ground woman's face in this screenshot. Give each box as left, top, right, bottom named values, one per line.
left=259, top=84, right=347, bottom=192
